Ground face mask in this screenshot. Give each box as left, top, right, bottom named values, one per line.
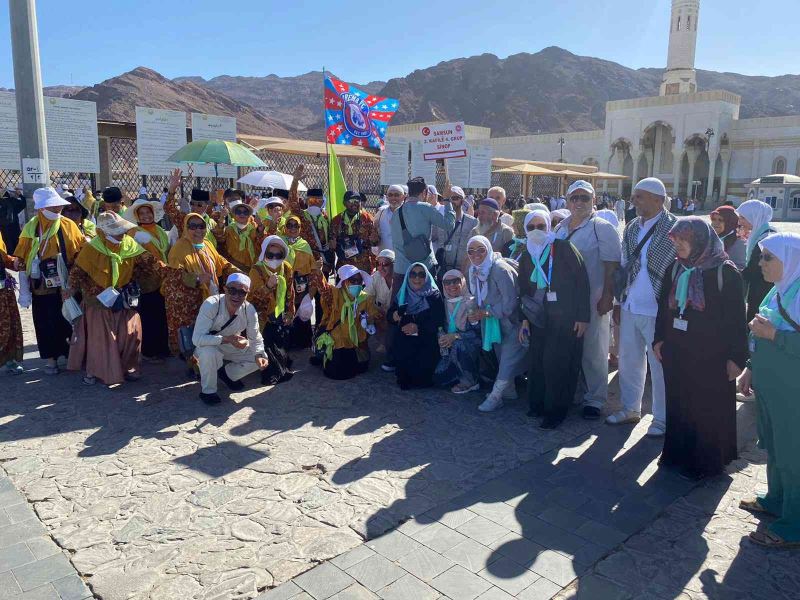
left=41, top=209, right=61, bottom=221
left=287, top=236, right=298, bottom=244
left=266, top=259, right=282, bottom=270
left=104, top=234, right=122, bottom=244
left=235, top=222, right=249, bottom=230
left=307, top=205, right=322, bottom=217
left=526, top=229, right=548, bottom=245
left=347, top=284, right=362, bottom=298
left=192, top=243, right=205, bottom=250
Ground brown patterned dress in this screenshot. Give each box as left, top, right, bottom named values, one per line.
left=0, top=246, right=22, bottom=365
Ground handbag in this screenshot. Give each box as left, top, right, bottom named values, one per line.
left=613, top=223, right=657, bottom=301
left=398, top=205, right=431, bottom=263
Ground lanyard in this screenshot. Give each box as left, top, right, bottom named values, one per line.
left=531, top=244, right=554, bottom=290
left=448, top=299, right=462, bottom=333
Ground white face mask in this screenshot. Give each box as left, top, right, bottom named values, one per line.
left=526, top=229, right=548, bottom=246
left=235, top=222, right=249, bottom=230
left=266, top=259, right=282, bottom=270
left=41, top=209, right=61, bottom=221
left=104, top=234, right=122, bottom=244
left=307, top=205, right=322, bottom=217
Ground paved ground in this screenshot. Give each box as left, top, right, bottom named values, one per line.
left=3, top=218, right=799, bottom=600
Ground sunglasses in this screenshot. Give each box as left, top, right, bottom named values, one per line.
left=376, top=261, right=392, bottom=268
left=264, top=252, right=284, bottom=260
left=569, top=194, right=592, bottom=203
left=467, top=248, right=487, bottom=256
left=226, top=287, right=248, bottom=297
left=409, top=271, right=427, bottom=279
left=187, top=222, right=207, bottom=231
left=233, top=208, right=250, bottom=216
left=286, top=223, right=300, bottom=229
left=526, top=223, right=548, bottom=231
left=443, top=278, right=461, bottom=286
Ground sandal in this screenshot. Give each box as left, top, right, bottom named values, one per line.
left=748, top=530, right=800, bottom=549
left=739, top=497, right=770, bottom=514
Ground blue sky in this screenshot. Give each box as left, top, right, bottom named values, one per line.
left=0, top=0, right=794, bottom=89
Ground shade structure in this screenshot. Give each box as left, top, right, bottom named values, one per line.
left=237, top=170, right=308, bottom=192
left=167, top=139, right=266, bottom=177
left=549, top=169, right=593, bottom=178
left=494, top=164, right=559, bottom=176
left=587, top=171, right=629, bottom=180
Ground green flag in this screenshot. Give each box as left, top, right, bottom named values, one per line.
left=327, top=145, right=346, bottom=221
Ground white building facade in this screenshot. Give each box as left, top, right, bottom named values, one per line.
left=484, top=0, right=800, bottom=219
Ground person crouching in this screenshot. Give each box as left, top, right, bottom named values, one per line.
left=192, top=273, right=268, bottom=404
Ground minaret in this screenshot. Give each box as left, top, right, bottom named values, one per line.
left=660, top=0, right=699, bottom=96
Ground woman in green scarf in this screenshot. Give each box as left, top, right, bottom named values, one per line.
left=738, top=232, right=800, bottom=548
left=65, top=212, right=165, bottom=386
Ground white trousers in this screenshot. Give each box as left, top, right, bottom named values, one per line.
left=582, top=308, right=611, bottom=409
left=618, top=309, right=665, bottom=427
left=195, top=344, right=260, bottom=394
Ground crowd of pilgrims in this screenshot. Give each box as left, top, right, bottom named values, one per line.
left=1, top=164, right=799, bottom=549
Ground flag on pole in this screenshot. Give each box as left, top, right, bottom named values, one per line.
left=324, top=74, right=399, bottom=151
left=327, top=144, right=346, bottom=221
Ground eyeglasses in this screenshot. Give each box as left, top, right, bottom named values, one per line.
left=286, top=223, right=300, bottom=230
left=233, top=208, right=250, bottom=216
left=569, top=194, right=592, bottom=203
left=443, top=278, right=461, bottom=286
left=187, top=222, right=207, bottom=231
left=526, top=224, right=547, bottom=231
left=226, top=287, right=248, bottom=297
left=467, top=248, right=487, bottom=256
left=409, top=271, right=427, bottom=279
left=376, top=261, right=392, bottom=268
left=264, top=252, right=284, bottom=260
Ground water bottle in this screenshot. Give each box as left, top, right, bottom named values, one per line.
left=438, top=327, right=449, bottom=357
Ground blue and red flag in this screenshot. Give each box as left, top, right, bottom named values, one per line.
left=324, top=74, right=399, bottom=151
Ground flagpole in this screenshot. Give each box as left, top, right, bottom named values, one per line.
left=323, top=65, right=332, bottom=220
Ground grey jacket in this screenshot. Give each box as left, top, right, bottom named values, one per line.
left=390, top=198, right=456, bottom=273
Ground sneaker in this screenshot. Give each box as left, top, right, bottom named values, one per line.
left=646, top=422, right=666, bottom=437
left=381, top=362, right=396, bottom=373
left=582, top=406, right=602, bottom=420
left=452, top=382, right=480, bottom=395
left=199, top=392, right=222, bottom=405
left=605, top=410, right=641, bottom=425
left=217, top=367, right=244, bottom=391
left=501, top=385, right=518, bottom=401
left=478, top=394, right=504, bottom=413
left=5, top=361, right=23, bottom=375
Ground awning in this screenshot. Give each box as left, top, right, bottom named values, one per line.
left=494, top=164, right=560, bottom=176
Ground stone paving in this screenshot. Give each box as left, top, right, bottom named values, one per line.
left=3, top=298, right=797, bottom=599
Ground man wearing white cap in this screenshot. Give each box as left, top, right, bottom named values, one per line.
left=606, top=177, right=677, bottom=436
left=365, top=249, right=396, bottom=361
left=374, top=185, right=405, bottom=253
left=554, top=180, right=621, bottom=419
left=13, top=187, right=86, bottom=375
left=192, top=272, right=268, bottom=404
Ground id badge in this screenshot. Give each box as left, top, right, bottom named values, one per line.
left=673, top=317, right=688, bottom=331
left=546, top=291, right=558, bottom=302
left=343, top=237, right=359, bottom=258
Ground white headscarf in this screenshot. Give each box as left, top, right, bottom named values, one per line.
left=737, top=200, right=774, bottom=262
left=257, top=235, right=289, bottom=263
left=524, top=202, right=550, bottom=213
left=467, top=235, right=495, bottom=306
left=523, top=210, right=555, bottom=260
left=759, top=232, right=800, bottom=329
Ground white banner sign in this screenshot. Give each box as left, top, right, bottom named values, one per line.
left=468, top=144, right=493, bottom=189
left=420, top=121, right=467, bottom=161
left=380, top=137, right=409, bottom=185
left=22, top=158, right=48, bottom=184
left=191, top=113, right=237, bottom=178
left=445, top=153, right=470, bottom=188
left=136, top=106, right=187, bottom=176
left=44, top=97, right=100, bottom=173
left=410, top=140, right=436, bottom=183
left=0, top=92, right=20, bottom=171
left=0, top=92, right=100, bottom=173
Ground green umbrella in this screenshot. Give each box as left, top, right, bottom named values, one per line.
left=167, top=139, right=266, bottom=177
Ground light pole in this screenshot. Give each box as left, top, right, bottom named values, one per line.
left=558, top=136, right=565, bottom=163
left=9, top=0, right=49, bottom=215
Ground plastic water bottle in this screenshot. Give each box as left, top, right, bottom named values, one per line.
left=438, top=327, right=449, bottom=357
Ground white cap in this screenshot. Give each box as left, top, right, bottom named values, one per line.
left=377, top=249, right=395, bottom=261
left=387, top=184, right=405, bottom=195
left=265, top=196, right=284, bottom=207
left=336, top=264, right=372, bottom=288
left=449, top=186, right=465, bottom=199
left=228, top=200, right=253, bottom=213
left=566, top=180, right=595, bottom=197
left=401, top=185, right=409, bottom=195
left=96, top=211, right=137, bottom=237
left=633, top=177, right=667, bottom=198
left=33, top=187, right=71, bottom=210
left=226, top=272, right=252, bottom=289
left=426, top=184, right=441, bottom=197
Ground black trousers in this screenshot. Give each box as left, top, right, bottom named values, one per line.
left=31, top=292, right=71, bottom=360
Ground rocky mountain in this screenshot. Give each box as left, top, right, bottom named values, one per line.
left=70, top=67, right=291, bottom=137
left=174, top=72, right=385, bottom=138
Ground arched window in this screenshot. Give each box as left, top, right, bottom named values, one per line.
left=774, top=157, right=787, bottom=173
left=687, top=15, right=691, bottom=30
left=791, top=192, right=800, bottom=211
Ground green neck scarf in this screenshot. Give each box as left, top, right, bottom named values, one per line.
left=284, top=236, right=313, bottom=268
left=675, top=265, right=696, bottom=315
left=229, top=222, right=256, bottom=261
left=89, top=235, right=145, bottom=288
left=20, top=216, right=61, bottom=274
left=528, top=245, right=552, bottom=289
left=258, top=263, right=287, bottom=318
left=340, top=288, right=368, bottom=345
left=342, top=211, right=360, bottom=236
